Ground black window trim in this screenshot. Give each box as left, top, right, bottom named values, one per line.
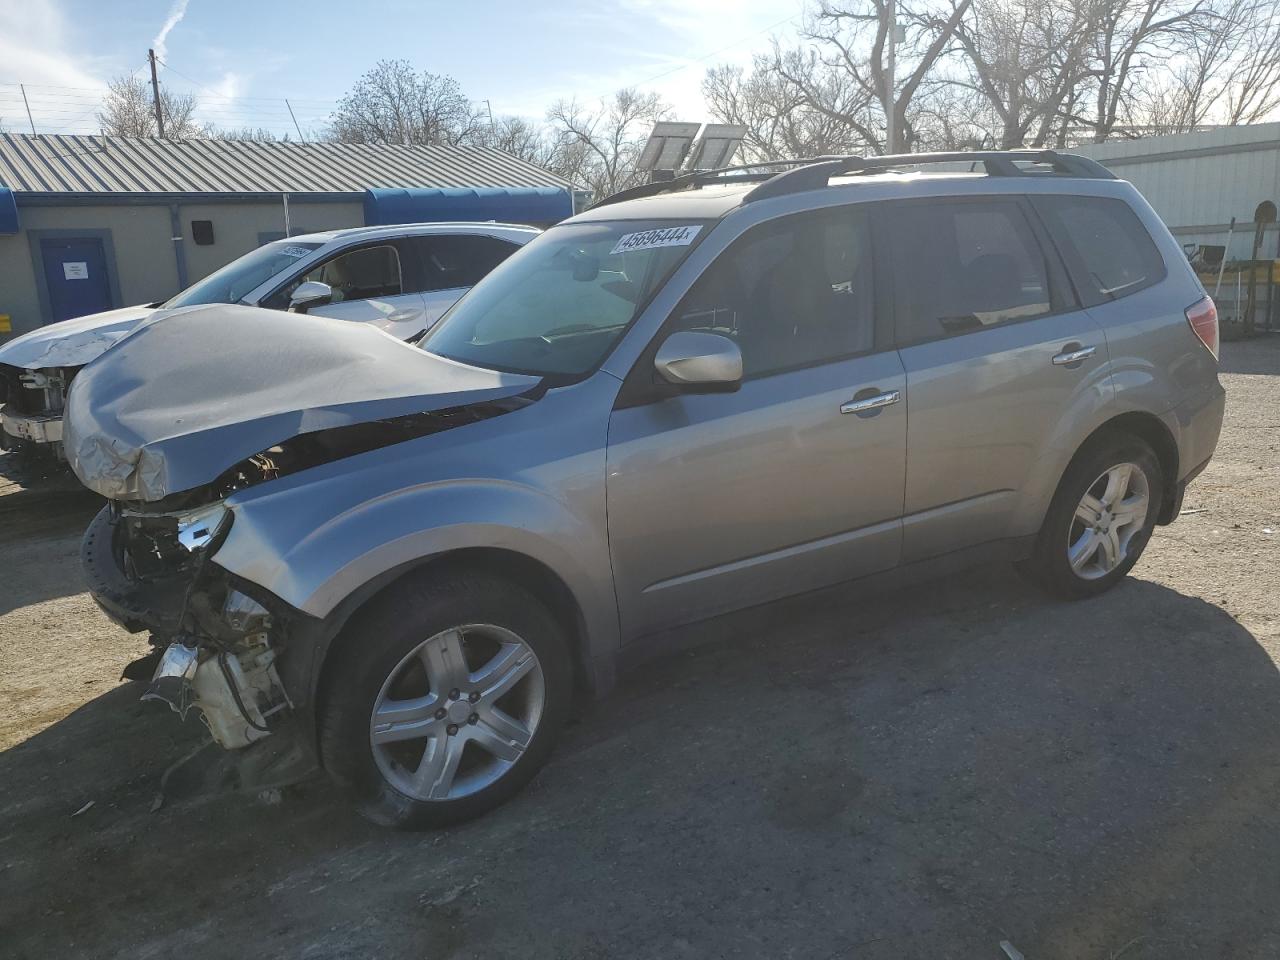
left=258, top=238, right=411, bottom=311
left=615, top=202, right=895, bottom=409
left=1029, top=194, right=1168, bottom=310
left=885, top=194, right=1081, bottom=351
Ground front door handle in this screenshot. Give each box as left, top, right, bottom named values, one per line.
left=840, top=389, right=901, bottom=415
left=1052, top=344, right=1097, bottom=366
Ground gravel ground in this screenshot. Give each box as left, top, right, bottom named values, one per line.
left=0, top=337, right=1277, bottom=960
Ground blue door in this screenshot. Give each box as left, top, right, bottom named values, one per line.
left=40, top=237, right=114, bottom=323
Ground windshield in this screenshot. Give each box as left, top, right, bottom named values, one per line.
left=164, top=241, right=323, bottom=308
left=422, top=219, right=709, bottom=376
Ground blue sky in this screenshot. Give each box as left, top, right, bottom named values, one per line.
left=0, top=0, right=806, bottom=138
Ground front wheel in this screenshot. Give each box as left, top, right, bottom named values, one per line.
left=319, top=571, right=572, bottom=829
left=1026, top=433, right=1164, bottom=600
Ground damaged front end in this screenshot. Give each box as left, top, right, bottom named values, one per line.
left=0, top=363, right=73, bottom=456
left=83, top=500, right=316, bottom=788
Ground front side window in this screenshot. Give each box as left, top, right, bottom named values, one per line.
left=410, top=235, right=521, bottom=292
left=889, top=200, right=1053, bottom=345
left=424, top=220, right=708, bottom=377
left=164, top=240, right=321, bottom=308
left=1034, top=196, right=1166, bottom=305
left=294, top=244, right=403, bottom=304
left=668, top=206, right=876, bottom=377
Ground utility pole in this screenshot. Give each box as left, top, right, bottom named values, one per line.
left=285, top=99, right=305, bottom=142
left=19, top=84, right=36, bottom=135
left=148, top=48, right=166, bottom=138
left=885, top=0, right=897, bottom=154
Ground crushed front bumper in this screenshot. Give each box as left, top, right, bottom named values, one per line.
left=82, top=504, right=319, bottom=788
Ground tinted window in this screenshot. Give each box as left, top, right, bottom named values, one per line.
left=410, top=235, right=521, bottom=292
left=424, top=220, right=706, bottom=377
left=262, top=244, right=403, bottom=309
left=889, top=200, right=1052, bottom=344
left=669, top=207, right=875, bottom=377
left=164, top=240, right=321, bottom=308
left=1035, top=196, right=1166, bottom=305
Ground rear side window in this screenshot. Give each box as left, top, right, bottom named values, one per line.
left=887, top=199, right=1053, bottom=345
left=408, top=235, right=521, bottom=292
left=1033, top=196, right=1166, bottom=306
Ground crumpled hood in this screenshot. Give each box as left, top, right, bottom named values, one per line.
left=64, top=304, right=539, bottom=502
left=0, top=304, right=157, bottom=370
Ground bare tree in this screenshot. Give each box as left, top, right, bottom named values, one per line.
left=98, top=74, right=202, bottom=138
left=329, top=60, right=485, bottom=146
left=545, top=89, right=668, bottom=199
left=212, top=127, right=287, bottom=142
left=773, top=0, right=974, bottom=154
left=704, top=52, right=872, bottom=160
left=950, top=0, right=1098, bottom=148
left=479, top=116, right=553, bottom=165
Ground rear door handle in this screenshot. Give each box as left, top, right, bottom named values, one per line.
left=1052, top=344, right=1096, bottom=365
left=840, top=390, right=901, bottom=414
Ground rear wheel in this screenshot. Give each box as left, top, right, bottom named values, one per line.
left=319, top=571, right=572, bottom=829
left=1026, top=433, right=1164, bottom=599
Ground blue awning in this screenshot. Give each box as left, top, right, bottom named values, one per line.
left=363, top=186, right=572, bottom=228
left=0, top=188, right=17, bottom=234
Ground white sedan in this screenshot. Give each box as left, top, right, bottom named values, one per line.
left=0, top=221, right=539, bottom=458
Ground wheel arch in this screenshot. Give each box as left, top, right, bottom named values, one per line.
left=306, top=546, right=605, bottom=727
left=1075, top=412, right=1180, bottom=523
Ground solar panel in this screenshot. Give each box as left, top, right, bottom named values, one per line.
left=636, top=122, right=702, bottom=172
left=684, top=124, right=747, bottom=171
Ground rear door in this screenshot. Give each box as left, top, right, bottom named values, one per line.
left=884, top=196, right=1110, bottom=561
left=606, top=204, right=906, bottom=638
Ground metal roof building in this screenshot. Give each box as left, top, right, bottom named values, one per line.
left=0, top=133, right=571, bottom=339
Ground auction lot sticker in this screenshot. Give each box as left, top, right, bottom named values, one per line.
left=611, top=225, right=702, bottom=255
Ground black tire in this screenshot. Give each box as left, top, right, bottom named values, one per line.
left=1025, top=431, right=1164, bottom=600
left=319, top=570, right=572, bottom=829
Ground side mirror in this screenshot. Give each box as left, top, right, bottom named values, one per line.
left=289, top=280, right=333, bottom=314
left=654, top=331, right=742, bottom=391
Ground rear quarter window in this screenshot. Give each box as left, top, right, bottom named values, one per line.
left=1034, top=196, right=1167, bottom=308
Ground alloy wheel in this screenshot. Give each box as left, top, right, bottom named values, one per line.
left=369, top=624, right=546, bottom=801
left=1066, top=462, right=1150, bottom=580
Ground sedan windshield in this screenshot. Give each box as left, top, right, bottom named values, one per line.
left=164, top=240, right=322, bottom=308
left=422, top=219, right=709, bottom=376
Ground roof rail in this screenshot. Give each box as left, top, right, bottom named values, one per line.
left=589, top=156, right=854, bottom=209
left=744, top=150, right=1116, bottom=203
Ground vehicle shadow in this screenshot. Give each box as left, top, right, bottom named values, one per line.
left=1, top=569, right=1277, bottom=960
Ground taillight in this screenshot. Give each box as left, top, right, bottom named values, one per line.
left=1186, top=296, right=1219, bottom=359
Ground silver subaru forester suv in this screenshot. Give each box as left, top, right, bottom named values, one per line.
left=69, top=151, right=1225, bottom=827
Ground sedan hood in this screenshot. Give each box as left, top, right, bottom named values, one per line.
left=64, top=304, right=539, bottom=502
left=0, top=304, right=157, bottom=369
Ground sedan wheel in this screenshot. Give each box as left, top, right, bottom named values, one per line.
left=371, top=624, right=546, bottom=802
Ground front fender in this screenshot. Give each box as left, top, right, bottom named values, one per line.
left=216, top=476, right=619, bottom=658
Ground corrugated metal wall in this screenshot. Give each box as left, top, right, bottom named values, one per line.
left=1074, top=124, right=1280, bottom=256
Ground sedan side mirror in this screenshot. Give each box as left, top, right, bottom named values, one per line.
left=654, top=331, right=742, bottom=392
left=289, top=280, right=334, bottom=314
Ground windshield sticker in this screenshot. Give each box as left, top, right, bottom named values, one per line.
left=610, top=225, right=702, bottom=256
left=280, top=245, right=313, bottom=259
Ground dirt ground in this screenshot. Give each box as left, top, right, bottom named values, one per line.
left=1, top=338, right=1277, bottom=960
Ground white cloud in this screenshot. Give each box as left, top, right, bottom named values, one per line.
left=152, top=0, right=191, bottom=62
left=0, top=1, right=108, bottom=93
